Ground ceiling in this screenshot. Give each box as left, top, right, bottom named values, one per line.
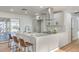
left=0, top=6, right=79, bottom=15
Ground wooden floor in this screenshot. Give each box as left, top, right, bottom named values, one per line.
left=56, top=39, right=79, bottom=52
left=0, top=42, right=10, bottom=52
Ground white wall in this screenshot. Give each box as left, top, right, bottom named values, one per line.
left=72, top=15, right=78, bottom=40
left=64, top=11, right=72, bottom=43
left=19, top=15, right=33, bottom=32
left=54, top=12, right=64, bottom=32
left=0, top=11, right=33, bottom=32
left=78, top=17, right=79, bottom=38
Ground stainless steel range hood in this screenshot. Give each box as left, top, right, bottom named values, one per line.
left=47, top=7, right=54, bottom=20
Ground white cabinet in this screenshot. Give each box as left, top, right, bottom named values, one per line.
left=36, top=34, right=59, bottom=52
left=59, top=32, right=69, bottom=48
left=36, top=36, right=49, bottom=52
left=48, top=35, right=59, bottom=51
left=36, top=32, right=70, bottom=52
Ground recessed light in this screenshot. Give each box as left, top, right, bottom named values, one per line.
left=10, top=8, right=14, bottom=12
left=35, top=13, right=39, bottom=15
left=40, top=6, right=43, bottom=8
left=36, top=15, right=40, bottom=19
left=74, top=10, right=78, bottom=12
left=25, top=11, right=28, bottom=14
left=22, top=8, right=27, bottom=11
left=21, top=8, right=28, bottom=14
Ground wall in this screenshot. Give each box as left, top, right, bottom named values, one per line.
left=19, top=15, right=33, bottom=32
left=78, top=17, right=79, bottom=38
left=54, top=12, right=64, bottom=32
left=0, top=11, right=33, bottom=32
left=72, top=15, right=78, bottom=40
left=64, top=11, right=72, bottom=43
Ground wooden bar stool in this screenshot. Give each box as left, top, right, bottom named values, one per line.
left=11, top=36, right=19, bottom=52
left=19, top=38, right=33, bottom=52
left=13, top=36, right=19, bottom=44
left=25, top=42, right=33, bottom=52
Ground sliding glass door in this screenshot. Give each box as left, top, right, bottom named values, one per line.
left=0, top=22, right=6, bottom=33
left=0, top=19, right=8, bottom=41
left=0, top=17, right=20, bottom=41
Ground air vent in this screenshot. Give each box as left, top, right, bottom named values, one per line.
left=21, top=8, right=27, bottom=11
left=21, top=8, right=28, bottom=14
left=41, top=13, right=47, bottom=15
left=54, top=11, right=62, bottom=13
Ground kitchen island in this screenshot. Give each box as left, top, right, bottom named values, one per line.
left=16, top=32, right=70, bottom=52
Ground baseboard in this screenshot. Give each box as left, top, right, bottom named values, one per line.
left=72, top=37, right=78, bottom=40
left=50, top=48, right=59, bottom=52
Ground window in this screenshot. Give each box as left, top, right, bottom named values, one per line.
left=0, top=22, right=6, bottom=33
left=10, top=18, right=19, bottom=32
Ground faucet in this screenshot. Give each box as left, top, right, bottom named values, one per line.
left=24, top=26, right=27, bottom=32
left=24, top=26, right=30, bottom=32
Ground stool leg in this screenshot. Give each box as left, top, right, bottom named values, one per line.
left=31, top=45, right=33, bottom=52
left=27, top=47, right=29, bottom=52
left=24, top=47, right=29, bottom=52
left=24, top=47, right=26, bottom=52
left=28, top=45, right=33, bottom=52
left=8, top=40, right=11, bottom=47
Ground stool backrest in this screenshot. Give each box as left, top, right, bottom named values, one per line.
left=19, top=38, right=25, bottom=47
left=13, top=36, right=18, bottom=43
left=9, top=34, right=12, bottom=39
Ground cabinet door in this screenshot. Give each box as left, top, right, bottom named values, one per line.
left=59, top=33, right=69, bottom=48
left=36, top=37, right=49, bottom=52
left=48, top=35, right=59, bottom=51
left=36, top=35, right=59, bottom=52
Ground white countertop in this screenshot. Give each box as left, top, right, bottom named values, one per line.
left=16, top=32, right=49, bottom=37
left=16, top=32, right=70, bottom=52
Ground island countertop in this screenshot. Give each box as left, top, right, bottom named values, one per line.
left=16, top=32, right=70, bottom=52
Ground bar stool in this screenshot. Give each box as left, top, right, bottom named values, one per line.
left=25, top=42, right=33, bottom=52
left=19, top=38, right=33, bottom=52
left=8, top=34, right=13, bottom=48
left=11, top=36, right=19, bottom=52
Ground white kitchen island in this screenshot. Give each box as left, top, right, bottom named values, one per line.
left=16, top=32, right=70, bottom=52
